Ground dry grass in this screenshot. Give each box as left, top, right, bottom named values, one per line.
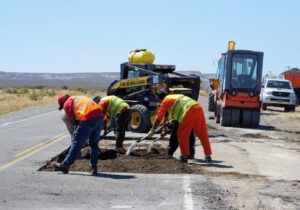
left=199, top=89, right=209, bottom=97
left=0, top=88, right=106, bottom=115
left=278, top=106, right=300, bottom=121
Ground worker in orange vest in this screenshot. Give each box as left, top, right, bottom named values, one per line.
left=52, top=95, right=103, bottom=175
left=97, top=95, right=131, bottom=152
left=148, top=90, right=212, bottom=162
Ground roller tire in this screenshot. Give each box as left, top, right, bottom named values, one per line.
left=230, top=109, right=240, bottom=126
left=251, top=110, right=260, bottom=128
left=242, top=110, right=251, bottom=127
left=208, top=89, right=215, bottom=112
left=220, top=108, right=231, bottom=126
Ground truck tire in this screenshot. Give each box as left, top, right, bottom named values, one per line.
left=284, top=105, right=296, bottom=112
left=242, top=110, right=251, bottom=127
left=230, top=109, right=240, bottom=126
left=251, top=110, right=260, bottom=128
left=208, top=89, right=215, bottom=112
left=261, top=103, right=267, bottom=111
left=129, top=104, right=151, bottom=133
left=220, top=108, right=231, bottom=126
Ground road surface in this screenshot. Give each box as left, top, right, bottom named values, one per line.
left=0, top=98, right=229, bottom=210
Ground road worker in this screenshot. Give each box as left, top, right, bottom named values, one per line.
left=52, top=95, right=103, bottom=175
left=97, top=95, right=131, bottom=152
left=167, top=120, right=195, bottom=159
left=148, top=90, right=212, bottom=162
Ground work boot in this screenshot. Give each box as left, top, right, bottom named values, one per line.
left=203, top=155, right=212, bottom=163
left=178, top=155, right=188, bottom=163
left=115, top=147, right=126, bottom=154
left=90, top=166, right=98, bottom=176
left=52, top=162, right=69, bottom=174
left=188, top=155, right=195, bottom=160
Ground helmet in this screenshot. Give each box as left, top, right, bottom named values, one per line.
left=92, top=96, right=101, bottom=103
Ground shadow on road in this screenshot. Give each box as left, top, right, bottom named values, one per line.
left=68, top=172, right=137, bottom=179
left=189, top=159, right=233, bottom=169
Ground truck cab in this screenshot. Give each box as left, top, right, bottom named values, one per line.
left=260, top=78, right=297, bottom=112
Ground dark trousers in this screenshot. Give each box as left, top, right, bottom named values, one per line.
left=115, top=109, right=131, bottom=148
left=167, top=121, right=195, bottom=157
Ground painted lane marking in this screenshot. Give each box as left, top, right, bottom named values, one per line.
left=15, top=132, right=67, bottom=157
left=183, top=175, right=194, bottom=210
left=0, top=110, right=57, bottom=127
left=0, top=132, right=68, bottom=171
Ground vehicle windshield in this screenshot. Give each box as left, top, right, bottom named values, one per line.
left=231, top=54, right=258, bottom=89
left=267, top=80, right=291, bottom=89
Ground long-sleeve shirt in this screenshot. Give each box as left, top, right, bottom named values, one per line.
left=64, top=97, right=103, bottom=125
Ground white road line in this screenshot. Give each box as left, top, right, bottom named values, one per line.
left=183, top=175, right=194, bottom=210
left=0, top=110, right=57, bottom=127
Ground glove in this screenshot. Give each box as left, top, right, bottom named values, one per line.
left=147, top=128, right=155, bottom=138
left=161, top=127, right=168, bottom=137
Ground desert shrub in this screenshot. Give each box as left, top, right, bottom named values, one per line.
left=5, top=88, right=18, bottom=94
left=62, top=86, right=69, bottom=90
left=75, top=87, right=87, bottom=93
left=34, top=85, right=44, bottom=89
left=18, top=88, right=30, bottom=94
left=29, top=90, right=43, bottom=101
left=45, top=89, right=56, bottom=97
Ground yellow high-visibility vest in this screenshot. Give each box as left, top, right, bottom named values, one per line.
left=168, top=94, right=198, bottom=123
left=102, top=96, right=129, bottom=118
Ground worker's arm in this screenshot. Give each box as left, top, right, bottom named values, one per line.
left=148, top=98, right=174, bottom=137
left=152, top=98, right=174, bottom=129
left=64, top=98, right=77, bottom=125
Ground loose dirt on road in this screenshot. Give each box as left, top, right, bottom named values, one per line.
left=39, top=146, right=207, bottom=174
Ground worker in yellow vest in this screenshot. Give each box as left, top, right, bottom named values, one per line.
left=98, top=95, right=131, bottom=152
left=148, top=90, right=212, bottom=162
left=53, top=95, right=103, bottom=175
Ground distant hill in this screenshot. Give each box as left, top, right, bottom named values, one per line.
left=0, top=70, right=213, bottom=90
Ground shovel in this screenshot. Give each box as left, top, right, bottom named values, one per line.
left=100, top=128, right=114, bottom=138
left=125, top=123, right=169, bottom=156
left=146, top=135, right=166, bottom=154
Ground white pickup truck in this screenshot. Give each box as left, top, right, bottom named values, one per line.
left=260, top=78, right=297, bottom=112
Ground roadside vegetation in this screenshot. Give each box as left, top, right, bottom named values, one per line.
left=0, top=86, right=106, bottom=115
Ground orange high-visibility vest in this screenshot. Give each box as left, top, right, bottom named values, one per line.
left=71, top=96, right=100, bottom=121
left=167, top=94, right=198, bottom=123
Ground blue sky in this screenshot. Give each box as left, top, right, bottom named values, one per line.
left=0, top=0, right=299, bottom=75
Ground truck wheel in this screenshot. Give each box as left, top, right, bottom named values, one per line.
left=129, top=105, right=151, bottom=133
left=230, top=109, right=240, bottom=126
left=261, top=103, right=267, bottom=110
left=284, top=105, right=296, bottom=112
left=220, top=108, right=231, bottom=126
left=251, top=110, right=260, bottom=128
left=208, top=89, right=214, bottom=112
left=242, top=110, right=251, bottom=127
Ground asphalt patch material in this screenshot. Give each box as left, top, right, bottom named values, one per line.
left=39, top=147, right=205, bottom=174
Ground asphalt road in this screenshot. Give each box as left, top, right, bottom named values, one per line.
left=0, top=98, right=229, bottom=210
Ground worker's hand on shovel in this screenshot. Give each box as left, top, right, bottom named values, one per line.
left=147, top=128, right=156, bottom=138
